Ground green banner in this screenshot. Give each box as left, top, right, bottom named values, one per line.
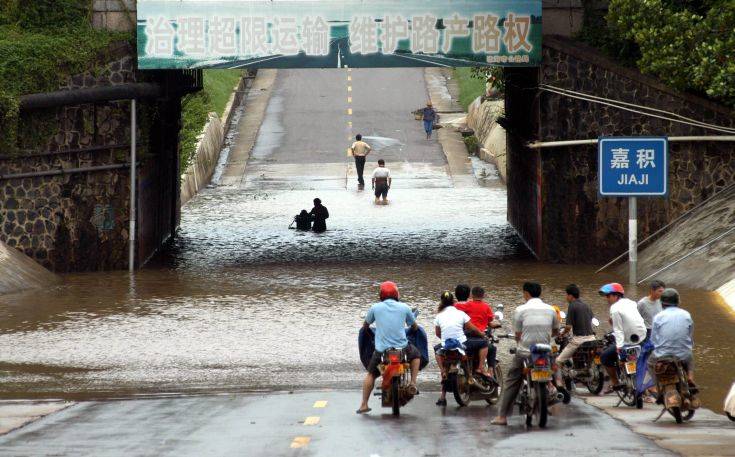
left=138, top=0, right=542, bottom=69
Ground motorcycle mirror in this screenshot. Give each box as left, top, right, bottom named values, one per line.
left=496, top=304, right=505, bottom=310
left=412, top=307, right=420, bottom=318
left=592, top=317, right=600, bottom=327
left=360, top=311, right=367, bottom=319
left=559, top=311, right=567, bottom=319
left=495, top=311, right=504, bottom=321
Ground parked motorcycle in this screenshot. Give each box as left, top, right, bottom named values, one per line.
left=440, top=306, right=506, bottom=406
left=725, top=382, right=735, bottom=421
left=558, top=318, right=605, bottom=396
left=604, top=333, right=643, bottom=409
left=653, top=357, right=700, bottom=423
left=512, top=343, right=560, bottom=428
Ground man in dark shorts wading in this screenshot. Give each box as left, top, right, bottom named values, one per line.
left=371, top=159, right=391, bottom=205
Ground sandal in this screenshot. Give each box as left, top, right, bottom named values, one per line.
left=355, top=407, right=372, bottom=414
left=408, top=383, right=419, bottom=395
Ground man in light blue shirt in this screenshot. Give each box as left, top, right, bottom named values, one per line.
left=357, top=281, right=420, bottom=414
left=650, top=288, right=695, bottom=383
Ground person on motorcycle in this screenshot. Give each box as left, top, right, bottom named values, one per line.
left=454, top=283, right=471, bottom=305
left=599, top=283, right=647, bottom=394
left=648, top=288, right=695, bottom=385
left=456, top=286, right=502, bottom=379
left=638, top=279, right=666, bottom=340
left=434, top=291, right=488, bottom=406
left=556, top=284, right=596, bottom=366
left=491, top=282, right=560, bottom=426
left=357, top=281, right=421, bottom=414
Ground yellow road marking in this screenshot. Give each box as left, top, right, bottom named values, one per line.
left=347, top=97, right=352, bottom=103
left=348, top=86, right=352, bottom=92
left=347, top=75, right=352, bottom=81
left=347, top=121, right=352, bottom=126
left=290, top=436, right=311, bottom=448
left=303, top=416, right=320, bottom=425
left=347, top=108, right=352, bottom=115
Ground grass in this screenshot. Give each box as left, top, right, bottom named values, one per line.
left=179, top=69, right=243, bottom=168
left=453, top=67, right=486, bottom=111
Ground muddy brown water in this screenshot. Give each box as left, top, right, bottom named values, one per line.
left=0, top=183, right=732, bottom=412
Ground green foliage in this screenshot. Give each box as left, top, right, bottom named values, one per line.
left=0, top=0, right=128, bottom=152
left=180, top=70, right=243, bottom=168
left=463, top=135, right=479, bottom=154
left=1, top=0, right=91, bottom=30
left=581, top=0, right=735, bottom=107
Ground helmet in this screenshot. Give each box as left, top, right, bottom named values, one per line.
left=379, top=281, right=399, bottom=301
left=661, top=288, right=680, bottom=306
left=598, top=283, right=625, bottom=296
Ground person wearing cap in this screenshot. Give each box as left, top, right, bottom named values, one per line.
left=357, top=281, right=421, bottom=414
left=598, top=283, right=647, bottom=393
left=422, top=102, right=437, bottom=139
left=649, top=288, right=695, bottom=384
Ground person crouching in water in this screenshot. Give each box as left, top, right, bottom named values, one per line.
left=310, top=198, right=329, bottom=233
left=433, top=291, right=487, bottom=406
left=371, top=159, right=391, bottom=205
left=294, top=210, right=311, bottom=231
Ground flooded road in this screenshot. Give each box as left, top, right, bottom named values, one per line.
left=0, top=69, right=733, bottom=413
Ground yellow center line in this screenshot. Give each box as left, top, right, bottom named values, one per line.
left=347, top=121, right=352, bottom=126
left=348, top=86, right=352, bottom=92
left=347, top=97, right=352, bottom=103
left=290, top=436, right=311, bottom=449
left=347, top=75, right=352, bottom=81
left=347, top=108, right=353, bottom=115
left=303, top=416, right=320, bottom=425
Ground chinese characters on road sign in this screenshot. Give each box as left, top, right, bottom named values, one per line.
left=138, top=0, right=541, bottom=69
left=599, top=138, right=668, bottom=196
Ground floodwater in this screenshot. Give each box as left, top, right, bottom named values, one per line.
left=0, top=177, right=732, bottom=411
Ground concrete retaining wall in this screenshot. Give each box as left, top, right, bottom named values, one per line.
left=467, top=97, right=506, bottom=181
left=180, top=77, right=246, bottom=206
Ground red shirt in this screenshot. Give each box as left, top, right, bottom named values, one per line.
left=455, top=300, right=494, bottom=332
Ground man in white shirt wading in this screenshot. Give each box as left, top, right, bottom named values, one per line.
left=371, top=159, right=391, bottom=205
left=598, top=282, right=646, bottom=393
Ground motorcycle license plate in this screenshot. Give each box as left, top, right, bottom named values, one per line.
left=594, top=356, right=601, bottom=364
left=625, top=361, right=637, bottom=374
left=531, top=369, right=552, bottom=382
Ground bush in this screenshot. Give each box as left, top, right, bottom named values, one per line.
left=1, top=0, right=91, bottom=29
left=463, top=135, right=479, bottom=155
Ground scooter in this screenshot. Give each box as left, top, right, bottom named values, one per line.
left=725, top=382, right=735, bottom=421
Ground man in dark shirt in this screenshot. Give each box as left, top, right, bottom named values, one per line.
left=309, top=198, right=329, bottom=233
left=557, top=284, right=596, bottom=365
left=422, top=102, right=437, bottom=139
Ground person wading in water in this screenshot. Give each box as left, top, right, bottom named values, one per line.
left=310, top=198, right=329, bottom=233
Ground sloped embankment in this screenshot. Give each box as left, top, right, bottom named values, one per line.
left=0, top=241, right=60, bottom=295
left=623, top=185, right=735, bottom=306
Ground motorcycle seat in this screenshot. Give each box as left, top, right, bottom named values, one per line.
left=530, top=343, right=552, bottom=354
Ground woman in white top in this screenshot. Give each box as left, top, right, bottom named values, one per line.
left=433, top=291, right=485, bottom=405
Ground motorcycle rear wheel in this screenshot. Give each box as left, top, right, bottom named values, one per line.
left=727, top=412, right=735, bottom=421
left=536, top=383, right=549, bottom=428
left=391, top=377, right=400, bottom=417
left=451, top=372, right=471, bottom=407
left=616, top=375, right=637, bottom=407
left=683, top=409, right=695, bottom=422
left=587, top=366, right=605, bottom=395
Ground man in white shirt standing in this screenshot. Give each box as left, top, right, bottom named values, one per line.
left=598, top=283, right=646, bottom=392
left=371, top=159, right=391, bottom=205
left=350, top=134, right=372, bottom=188
left=491, top=282, right=559, bottom=426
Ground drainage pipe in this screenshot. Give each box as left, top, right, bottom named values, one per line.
left=527, top=136, right=735, bottom=149
left=0, top=163, right=131, bottom=181
left=19, top=83, right=162, bottom=111
left=129, top=99, right=137, bottom=273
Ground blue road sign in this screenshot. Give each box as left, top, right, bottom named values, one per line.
left=599, top=137, right=668, bottom=196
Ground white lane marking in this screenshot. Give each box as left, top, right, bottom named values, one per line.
left=233, top=55, right=283, bottom=68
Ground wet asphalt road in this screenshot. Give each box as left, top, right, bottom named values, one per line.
left=0, top=392, right=673, bottom=457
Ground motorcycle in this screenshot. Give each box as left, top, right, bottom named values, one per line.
left=558, top=318, right=605, bottom=396
left=358, top=308, right=428, bottom=417
left=604, top=333, right=643, bottom=409
left=653, top=357, right=700, bottom=423
left=439, top=306, right=506, bottom=406
left=512, top=343, right=560, bottom=428
left=725, top=382, right=735, bottom=421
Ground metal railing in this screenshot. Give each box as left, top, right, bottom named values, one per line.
left=597, top=181, right=735, bottom=273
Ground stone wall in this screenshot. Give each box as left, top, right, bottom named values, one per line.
left=92, top=0, right=136, bottom=32
left=466, top=97, right=506, bottom=181
left=0, top=44, right=182, bottom=272
left=526, top=36, right=735, bottom=263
